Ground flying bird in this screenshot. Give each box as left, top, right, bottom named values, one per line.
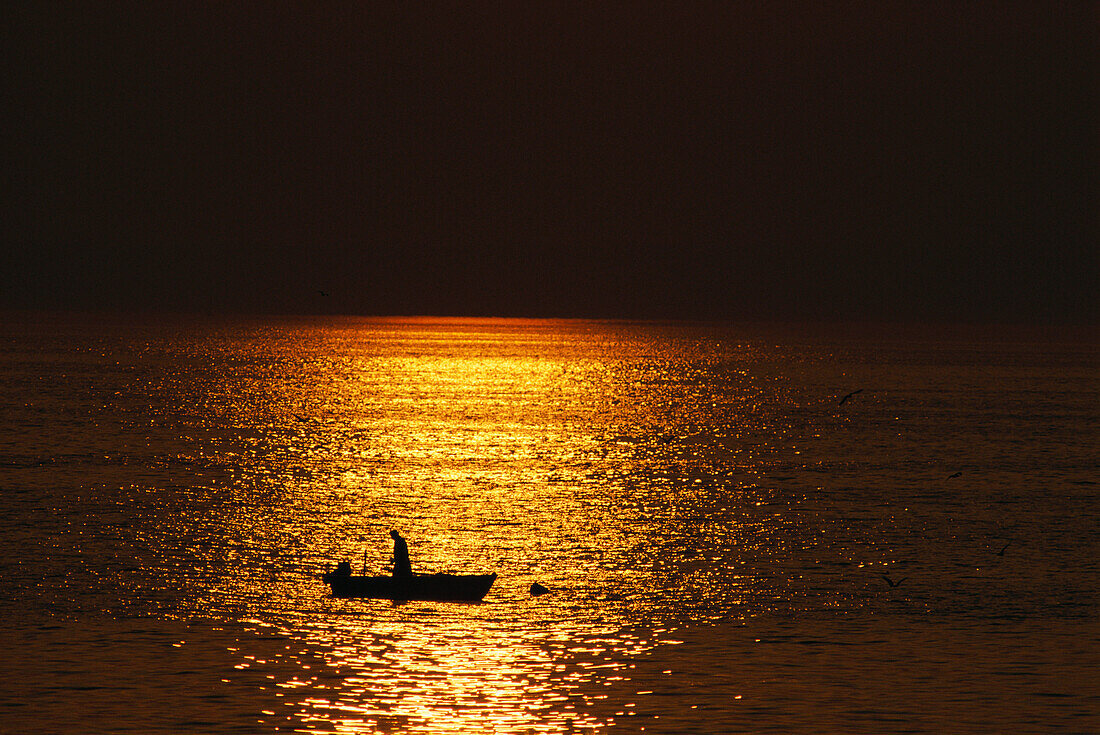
left=946, top=471, right=962, bottom=479
left=879, top=573, right=907, bottom=588
left=838, top=389, right=863, bottom=406
left=994, top=541, right=1011, bottom=557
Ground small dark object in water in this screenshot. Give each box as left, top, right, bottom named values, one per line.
left=530, top=582, right=551, bottom=597
left=946, top=471, right=962, bottom=479
left=994, top=541, right=1011, bottom=556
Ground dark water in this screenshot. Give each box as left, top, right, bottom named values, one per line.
left=1, top=314, right=1097, bottom=733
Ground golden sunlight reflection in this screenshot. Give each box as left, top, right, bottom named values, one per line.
left=136, top=318, right=839, bottom=732
left=236, top=612, right=664, bottom=733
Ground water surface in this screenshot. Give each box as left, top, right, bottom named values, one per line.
left=1, top=315, right=1096, bottom=732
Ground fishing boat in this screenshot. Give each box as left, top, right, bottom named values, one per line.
left=322, top=563, right=497, bottom=601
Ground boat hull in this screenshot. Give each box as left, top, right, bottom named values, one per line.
left=323, top=572, right=497, bottom=601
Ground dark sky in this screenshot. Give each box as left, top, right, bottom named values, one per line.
left=5, top=3, right=1096, bottom=322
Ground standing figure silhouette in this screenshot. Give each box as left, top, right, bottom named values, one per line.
left=390, top=530, right=412, bottom=578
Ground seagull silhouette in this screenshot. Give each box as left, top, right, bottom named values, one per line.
left=879, top=573, right=907, bottom=588
left=838, top=389, right=863, bottom=406
left=994, top=541, right=1011, bottom=556
left=946, top=471, right=962, bottom=479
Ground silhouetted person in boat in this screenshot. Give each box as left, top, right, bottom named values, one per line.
left=391, top=530, right=412, bottom=578
left=323, top=560, right=352, bottom=583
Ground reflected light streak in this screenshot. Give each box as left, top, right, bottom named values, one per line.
left=135, top=318, right=804, bottom=732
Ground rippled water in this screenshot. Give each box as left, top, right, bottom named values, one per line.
left=1, top=314, right=1097, bottom=733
